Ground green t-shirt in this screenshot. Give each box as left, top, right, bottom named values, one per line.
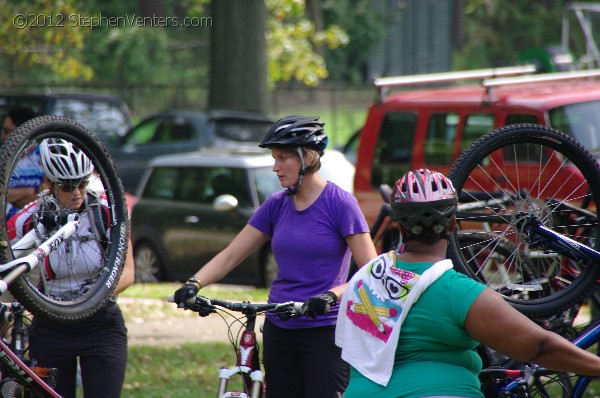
left=344, top=260, right=487, bottom=398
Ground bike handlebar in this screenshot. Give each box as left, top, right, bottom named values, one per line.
left=0, top=214, right=80, bottom=293
left=167, top=294, right=306, bottom=319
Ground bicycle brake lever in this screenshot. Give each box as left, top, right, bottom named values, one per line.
left=193, top=296, right=216, bottom=317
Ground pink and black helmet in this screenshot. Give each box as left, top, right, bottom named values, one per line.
left=391, top=169, right=457, bottom=235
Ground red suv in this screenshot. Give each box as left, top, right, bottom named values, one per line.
left=354, top=66, right=600, bottom=225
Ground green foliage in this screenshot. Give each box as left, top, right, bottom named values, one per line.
left=454, top=0, right=599, bottom=69
left=266, top=0, right=348, bottom=86
left=88, top=27, right=172, bottom=83
left=321, top=0, right=384, bottom=83
left=0, top=0, right=93, bottom=82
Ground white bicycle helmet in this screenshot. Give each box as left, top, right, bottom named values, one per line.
left=39, top=138, right=94, bottom=182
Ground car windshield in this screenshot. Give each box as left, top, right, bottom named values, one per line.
left=549, top=100, right=600, bottom=156
left=53, top=98, right=131, bottom=139
left=253, top=166, right=283, bottom=203
left=215, top=119, right=272, bottom=142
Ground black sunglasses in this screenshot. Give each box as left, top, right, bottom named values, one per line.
left=55, top=179, right=89, bottom=193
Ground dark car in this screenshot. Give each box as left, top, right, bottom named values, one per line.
left=131, top=147, right=355, bottom=286
left=0, top=92, right=134, bottom=143
left=108, top=109, right=274, bottom=193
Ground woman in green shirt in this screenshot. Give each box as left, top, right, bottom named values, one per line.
left=337, top=169, right=600, bottom=397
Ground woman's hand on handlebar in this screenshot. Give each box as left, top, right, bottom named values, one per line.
left=173, top=283, right=199, bottom=308
left=302, top=290, right=338, bottom=319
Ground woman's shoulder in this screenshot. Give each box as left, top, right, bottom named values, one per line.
left=439, top=266, right=487, bottom=295
left=324, top=181, right=356, bottom=202
left=264, top=189, right=289, bottom=203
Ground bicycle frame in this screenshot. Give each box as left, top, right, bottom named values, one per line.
left=174, top=296, right=303, bottom=398
left=216, top=308, right=263, bottom=398
left=0, top=214, right=80, bottom=398
left=478, top=214, right=600, bottom=397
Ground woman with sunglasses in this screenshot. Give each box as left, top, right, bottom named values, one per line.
left=7, top=138, right=135, bottom=398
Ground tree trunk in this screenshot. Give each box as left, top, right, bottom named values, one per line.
left=138, top=0, right=165, bottom=17
left=208, top=0, right=269, bottom=114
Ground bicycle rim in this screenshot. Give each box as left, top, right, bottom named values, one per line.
left=448, top=123, right=600, bottom=318
left=0, top=115, right=129, bottom=324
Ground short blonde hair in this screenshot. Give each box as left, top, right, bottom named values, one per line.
left=278, top=146, right=323, bottom=174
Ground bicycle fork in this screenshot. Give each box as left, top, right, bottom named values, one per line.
left=217, top=329, right=263, bottom=398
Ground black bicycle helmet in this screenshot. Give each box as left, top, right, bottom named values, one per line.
left=259, top=116, right=328, bottom=151
left=391, top=169, right=457, bottom=235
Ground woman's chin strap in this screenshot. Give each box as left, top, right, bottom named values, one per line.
left=286, top=147, right=305, bottom=196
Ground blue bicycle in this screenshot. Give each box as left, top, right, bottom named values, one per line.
left=448, top=124, right=600, bottom=397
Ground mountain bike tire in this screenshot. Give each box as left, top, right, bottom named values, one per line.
left=0, top=115, right=129, bottom=324
left=448, top=123, right=600, bottom=318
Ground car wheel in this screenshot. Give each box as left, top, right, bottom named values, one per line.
left=134, top=243, right=164, bottom=283
left=261, top=249, right=278, bottom=288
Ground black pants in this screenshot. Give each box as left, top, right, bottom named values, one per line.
left=263, top=319, right=349, bottom=398
left=28, top=302, right=128, bottom=398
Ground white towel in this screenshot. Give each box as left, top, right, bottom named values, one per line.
left=336, top=252, right=453, bottom=386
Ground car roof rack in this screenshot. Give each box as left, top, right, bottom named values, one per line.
left=374, top=65, right=537, bottom=101
left=374, top=65, right=600, bottom=103
left=481, top=68, right=600, bottom=103
left=482, top=68, right=600, bottom=87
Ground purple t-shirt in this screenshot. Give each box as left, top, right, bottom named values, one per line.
left=249, top=182, right=370, bottom=328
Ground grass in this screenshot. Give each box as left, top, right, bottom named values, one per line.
left=121, top=282, right=269, bottom=302
left=119, top=283, right=268, bottom=397
left=124, top=342, right=242, bottom=398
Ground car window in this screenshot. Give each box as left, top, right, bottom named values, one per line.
left=53, top=98, right=130, bottom=138
left=460, top=113, right=494, bottom=151
left=142, top=167, right=178, bottom=199
left=371, top=112, right=417, bottom=187
left=549, top=100, right=600, bottom=154
left=253, top=166, right=283, bottom=203
left=0, top=97, right=46, bottom=116
left=424, top=113, right=458, bottom=164
left=124, top=118, right=162, bottom=145
left=157, top=117, right=195, bottom=143
left=203, top=167, right=252, bottom=207
left=215, top=119, right=273, bottom=142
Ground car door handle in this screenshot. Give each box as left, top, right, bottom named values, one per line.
left=184, top=215, right=200, bottom=224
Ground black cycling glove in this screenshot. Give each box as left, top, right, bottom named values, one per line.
left=302, top=290, right=338, bottom=319
left=173, top=283, right=199, bottom=308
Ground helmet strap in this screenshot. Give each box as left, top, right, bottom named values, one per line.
left=286, top=147, right=306, bottom=196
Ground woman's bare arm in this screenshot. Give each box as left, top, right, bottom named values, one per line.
left=465, top=289, right=600, bottom=376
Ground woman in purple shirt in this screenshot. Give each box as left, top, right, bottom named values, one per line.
left=174, top=115, right=377, bottom=398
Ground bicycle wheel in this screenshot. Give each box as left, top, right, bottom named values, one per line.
left=448, top=123, right=600, bottom=318
left=457, top=230, right=539, bottom=292
left=0, top=115, right=129, bottom=324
